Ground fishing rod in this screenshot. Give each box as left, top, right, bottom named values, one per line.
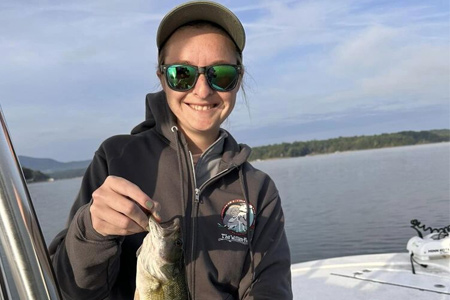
left=0, top=106, right=62, bottom=299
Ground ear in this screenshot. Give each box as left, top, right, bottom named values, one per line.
left=236, top=65, right=244, bottom=90
left=235, top=72, right=244, bottom=91
left=156, top=69, right=166, bottom=89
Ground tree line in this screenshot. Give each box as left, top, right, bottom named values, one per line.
left=21, top=129, right=449, bottom=181
left=22, top=167, right=51, bottom=183
left=249, top=129, right=450, bottom=161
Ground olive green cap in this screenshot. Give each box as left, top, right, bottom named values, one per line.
left=157, top=1, right=246, bottom=53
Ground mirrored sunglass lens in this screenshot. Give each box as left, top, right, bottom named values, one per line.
left=208, top=65, right=238, bottom=91
left=166, top=65, right=196, bottom=90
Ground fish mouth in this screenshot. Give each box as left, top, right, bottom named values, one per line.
left=149, top=217, right=180, bottom=238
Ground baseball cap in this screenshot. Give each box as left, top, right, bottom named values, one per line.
left=156, top=1, right=245, bottom=53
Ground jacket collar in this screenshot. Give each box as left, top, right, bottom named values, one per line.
left=130, top=91, right=251, bottom=166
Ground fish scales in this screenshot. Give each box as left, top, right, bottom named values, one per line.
left=135, top=217, right=187, bottom=300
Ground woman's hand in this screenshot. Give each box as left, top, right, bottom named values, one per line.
left=90, top=176, right=161, bottom=236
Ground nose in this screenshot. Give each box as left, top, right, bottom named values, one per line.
left=192, top=73, right=213, bottom=98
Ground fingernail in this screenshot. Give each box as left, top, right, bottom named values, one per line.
left=145, top=201, right=153, bottom=210
left=153, top=211, right=161, bottom=222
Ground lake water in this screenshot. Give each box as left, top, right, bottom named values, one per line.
left=29, top=143, right=450, bottom=264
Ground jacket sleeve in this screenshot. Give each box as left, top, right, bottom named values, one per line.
left=239, top=189, right=293, bottom=299
left=48, top=149, right=123, bottom=300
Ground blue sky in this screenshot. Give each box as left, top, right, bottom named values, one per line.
left=1, top=0, right=449, bottom=162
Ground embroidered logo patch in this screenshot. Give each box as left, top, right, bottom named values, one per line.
left=218, top=199, right=255, bottom=236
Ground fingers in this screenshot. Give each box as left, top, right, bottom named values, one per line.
left=90, top=176, right=161, bottom=236
left=140, top=199, right=162, bottom=223
left=91, top=192, right=148, bottom=234
left=106, top=176, right=161, bottom=221
left=91, top=205, right=144, bottom=236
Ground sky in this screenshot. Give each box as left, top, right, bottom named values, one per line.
left=1, top=0, right=449, bottom=162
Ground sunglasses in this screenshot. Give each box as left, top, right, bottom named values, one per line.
left=160, top=64, right=242, bottom=92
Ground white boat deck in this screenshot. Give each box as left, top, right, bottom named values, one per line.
left=291, top=253, right=450, bottom=299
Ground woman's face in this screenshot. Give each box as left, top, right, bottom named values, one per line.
left=159, top=25, right=241, bottom=143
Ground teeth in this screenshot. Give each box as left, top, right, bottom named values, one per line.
left=191, top=105, right=214, bottom=111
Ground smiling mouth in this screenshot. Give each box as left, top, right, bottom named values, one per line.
left=188, top=104, right=218, bottom=111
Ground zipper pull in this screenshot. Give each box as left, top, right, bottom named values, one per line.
left=194, top=188, right=200, bottom=203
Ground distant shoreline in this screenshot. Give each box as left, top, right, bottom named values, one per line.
left=21, top=129, right=450, bottom=181
left=248, top=129, right=449, bottom=161
left=250, top=141, right=450, bottom=162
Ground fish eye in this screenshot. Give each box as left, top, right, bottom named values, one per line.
left=174, top=238, right=183, bottom=247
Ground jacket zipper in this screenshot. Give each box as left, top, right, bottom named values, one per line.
left=187, top=151, right=237, bottom=298
left=197, top=166, right=237, bottom=195
left=187, top=151, right=198, bottom=298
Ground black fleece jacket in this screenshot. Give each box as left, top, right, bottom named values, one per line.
left=49, top=91, right=292, bottom=299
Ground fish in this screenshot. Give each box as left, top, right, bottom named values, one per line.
left=134, top=217, right=187, bottom=300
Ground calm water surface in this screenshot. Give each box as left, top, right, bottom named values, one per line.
left=29, top=143, right=450, bottom=264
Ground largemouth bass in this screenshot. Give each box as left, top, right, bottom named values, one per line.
left=135, top=217, right=187, bottom=300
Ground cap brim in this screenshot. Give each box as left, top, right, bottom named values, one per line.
left=157, top=1, right=245, bottom=53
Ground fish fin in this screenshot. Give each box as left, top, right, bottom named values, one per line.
left=136, top=245, right=142, bottom=257
left=134, top=289, right=140, bottom=300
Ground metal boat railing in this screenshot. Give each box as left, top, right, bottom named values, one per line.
left=0, top=106, right=62, bottom=299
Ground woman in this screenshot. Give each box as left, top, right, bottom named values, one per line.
left=49, top=1, right=292, bottom=299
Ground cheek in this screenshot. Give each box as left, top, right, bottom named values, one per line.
left=159, top=76, right=176, bottom=107
left=165, top=94, right=179, bottom=113
left=165, top=91, right=186, bottom=118
left=158, top=73, right=168, bottom=91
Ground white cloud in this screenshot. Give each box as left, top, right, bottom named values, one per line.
left=235, top=0, right=450, bottom=131
left=330, top=25, right=404, bottom=75
left=359, top=44, right=449, bottom=102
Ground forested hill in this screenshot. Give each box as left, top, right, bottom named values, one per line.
left=22, top=167, right=51, bottom=183
left=249, top=129, right=450, bottom=161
